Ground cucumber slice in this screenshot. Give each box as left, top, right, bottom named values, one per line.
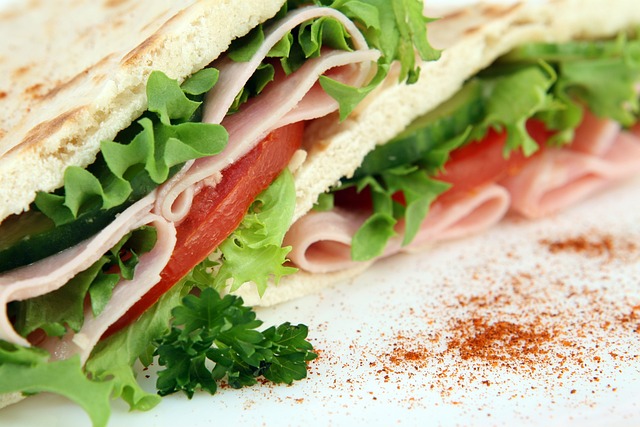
left=0, top=167, right=162, bottom=273
left=350, top=79, right=485, bottom=180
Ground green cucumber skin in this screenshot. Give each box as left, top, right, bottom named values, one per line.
left=0, top=167, right=167, bottom=273
left=0, top=209, right=120, bottom=273
left=349, top=80, right=485, bottom=181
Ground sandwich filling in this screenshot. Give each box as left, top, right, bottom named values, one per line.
left=285, top=34, right=640, bottom=272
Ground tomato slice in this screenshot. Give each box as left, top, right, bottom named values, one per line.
left=333, top=120, right=553, bottom=209
left=104, top=122, right=305, bottom=337
left=436, top=120, right=552, bottom=195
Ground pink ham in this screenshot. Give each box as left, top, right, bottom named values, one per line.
left=502, top=114, right=640, bottom=218
left=40, top=213, right=177, bottom=363
left=155, top=7, right=378, bottom=223
left=285, top=184, right=510, bottom=273
left=0, top=194, right=159, bottom=347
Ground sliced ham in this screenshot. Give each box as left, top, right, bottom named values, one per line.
left=155, top=7, right=378, bottom=223
left=502, top=115, right=640, bottom=218
left=201, top=6, right=371, bottom=125
left=285, top=184, right=510, bottom=273
left=406, top=184, right=511, bottom=245
left=40, top=213, right=177, bottom=363
left=0, top=193, right=157, bottom=347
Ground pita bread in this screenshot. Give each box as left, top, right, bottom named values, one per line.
left=0, top=0, right=288, bottom=411
left=233, top=0, right=640, bottom=306
left=0, top=0, right=285, bottom=222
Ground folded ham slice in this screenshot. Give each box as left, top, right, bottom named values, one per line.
left=40, top=213, right=177, bottom=363
left=502, top=113, right=640, bottom=218
left=155, top=6, right=378, bottom=223
left=285, top=184, right=511, bottom=273
left=0, top=194, right=159, bottom=347
left=285, top=112, right=640, bottom=274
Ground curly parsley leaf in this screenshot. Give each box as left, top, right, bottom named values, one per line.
left=154, top=288, right=316, bottom=398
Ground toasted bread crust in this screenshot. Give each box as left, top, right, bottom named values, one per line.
left=0, top=0, right=286, bottom=222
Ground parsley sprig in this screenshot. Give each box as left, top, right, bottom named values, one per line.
left=154, top=288, right=317, bottom=398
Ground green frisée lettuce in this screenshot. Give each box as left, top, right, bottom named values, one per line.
left=500, top=32, right=640, bottom=129
left=322, top=33, right=640, bottom=261
left=213, top=170, right=298, bottom=295
left=320, top=0, right=440, bottom=119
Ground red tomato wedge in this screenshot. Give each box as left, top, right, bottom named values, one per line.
left=104, top=122, right=305, bottom=337
left=334, top=120, right=553, bottom=209
left=436, top=120, right=552, bottom=195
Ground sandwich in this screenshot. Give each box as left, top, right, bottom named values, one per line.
left=1, top=0, right=640, bottom=425
left=0, top=0, right=437, bottom=423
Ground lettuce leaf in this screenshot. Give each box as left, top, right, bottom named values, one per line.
left=498, top=33, right=640, bottom=139
left=320, top=0, right=440, bottom=119
left=213, top=170, right=298, bottom=295
left=471, top=62, right=559, bottom=156
left=84, top=283, right=189, bottom=413
left=348, top=167, right=451, bottom=261
left=35, top=70, right=227, bottom=226
left=227, top=0, right=439, bottom=119
left=0, top=341, right=113, bottom=427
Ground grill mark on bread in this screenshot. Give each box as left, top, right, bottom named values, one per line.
left=104, top=0, right=130, bottom=7
left=12, top=65, right=32, bottom=80
left=23, top=83, right=45, bottom=99
left=483, top=3, right=520, bottom=18
left=16, top=107, right=84, bottom=153
left=121, top=33, right=161, bottom=66
left=42, top=54, right=115, bottom=101
left=125, top=7, right=190, bottom=66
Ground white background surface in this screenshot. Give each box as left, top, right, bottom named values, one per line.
left=1, top=0, right=639, bottom=426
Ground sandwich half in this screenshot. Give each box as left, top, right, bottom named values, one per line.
left=1, top=0, right=640, bottom=425
left=235, top=0, right=640, bottom=305
left=0, top=0, right=437, bottom=423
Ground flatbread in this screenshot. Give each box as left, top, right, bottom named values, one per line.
left=0, top=0, right=288, bottom=410
left=234, top=0, right=640, bottom=306
left=0, top=0, right=285, bottom=222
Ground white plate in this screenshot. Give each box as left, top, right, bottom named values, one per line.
left=1, top=0, right=639, bottom=426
